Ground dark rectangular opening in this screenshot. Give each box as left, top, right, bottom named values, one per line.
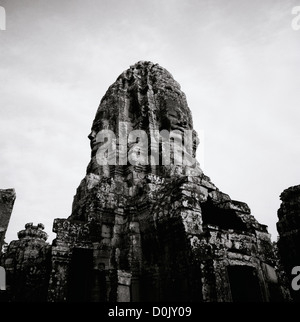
left=67, top=248, right=93, bottom=302
left=227, top=265, right=263, bottom=302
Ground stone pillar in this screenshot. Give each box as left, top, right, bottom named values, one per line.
left=0, top=189, right=16, bottom=253
left=47, top=219, right=74, bottom=302
left=117, top=270, right=132, bottom=302
left=47, top=243, right=71, bottom=302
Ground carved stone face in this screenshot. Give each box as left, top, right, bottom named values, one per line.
left=89, top=119, right=111, bottom=150
left=88, top=130, right=97, bottom=149
left=86, top=62, right=198, bottom=172
left=160, top=98, right=191, bottom=133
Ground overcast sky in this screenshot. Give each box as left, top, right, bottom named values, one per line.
left=1, top=0, right=300, bottom=243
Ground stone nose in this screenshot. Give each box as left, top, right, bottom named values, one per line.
left=88, top=131, right=98, bottom=148
left=88, top=131, right=97, bottom=141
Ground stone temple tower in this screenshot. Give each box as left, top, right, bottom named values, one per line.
left=43, top=61, right=289, bottom=302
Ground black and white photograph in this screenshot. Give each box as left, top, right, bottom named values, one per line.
left=0, top=0, right=300, bottom=316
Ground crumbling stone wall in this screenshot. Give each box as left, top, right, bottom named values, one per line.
left=277, top=185, right=300, bottom=301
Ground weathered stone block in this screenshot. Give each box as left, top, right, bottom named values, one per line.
left=218, top=200, right=251, bottom=214
left=117, top=270, right=132, bottom=286
left=208, top=190, right=231, bottom=204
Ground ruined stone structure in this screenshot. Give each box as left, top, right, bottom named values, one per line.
left=0, top=62, right=291, bottom=302
left=0, top=189, right=16, bottom=254
left=277, top=185, right=300, bottom=302
left=1, top=223, right=51, bottom=301
left=45, top=61, right=288, bottom=302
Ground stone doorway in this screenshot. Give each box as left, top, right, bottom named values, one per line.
left=67, top=248, right=93, bottom=302
left=227, top=265, right=263, bottom=302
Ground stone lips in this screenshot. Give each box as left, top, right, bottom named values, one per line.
left=93, top=126, right=198, bottom=167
